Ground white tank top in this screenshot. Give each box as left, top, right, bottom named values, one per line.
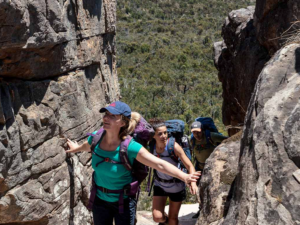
left=153, top=141, right=185, bottom=193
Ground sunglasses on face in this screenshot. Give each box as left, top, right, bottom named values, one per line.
left=104, top=112, right=118, bottom=119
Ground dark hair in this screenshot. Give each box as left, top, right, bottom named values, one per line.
left=152, top=122, right=166, bottom=131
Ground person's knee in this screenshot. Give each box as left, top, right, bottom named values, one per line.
left=152, top=211, right=165, bottom=223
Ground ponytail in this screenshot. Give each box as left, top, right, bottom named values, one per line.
left=119, top=112, right=141, bottom=140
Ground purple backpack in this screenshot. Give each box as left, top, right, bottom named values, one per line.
left=132, top=116, right=154, bottom=147
left=87, top=117, right=154, bottom=213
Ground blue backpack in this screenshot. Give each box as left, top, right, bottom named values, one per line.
left=191, top=117, right=220, bottom=148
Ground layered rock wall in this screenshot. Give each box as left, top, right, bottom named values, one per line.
left=209, top=1, right=300, bottom=225
left=222, top=42, right=300, bottom=225
left=0, top=0, right=119, bottom=224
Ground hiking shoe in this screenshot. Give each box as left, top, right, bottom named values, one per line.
left=158, top=215, right=168, bottom=225
left=192, top=210, right=200, bottom=219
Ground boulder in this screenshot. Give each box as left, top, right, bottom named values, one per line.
left=221, top=43, right=300, bottom=225
left=197, top=133, right=241, bottom=225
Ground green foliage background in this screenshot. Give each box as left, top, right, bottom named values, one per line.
left=116, top=0, right=252, bottom=134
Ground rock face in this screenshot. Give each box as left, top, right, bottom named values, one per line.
left=209, top=2, right=300, bottom=225
left=254, top=0, right=300, bottom=55
left=0, top=0, right=119, bottom=224
left=0, top=0, right=118, bottom=81
left=221, top=43, right=300, bottom=225
left=214, top=6, right=270, bottom=136
left=215, top=2, right=300, bottom=136
left=197, top=133, right=241, bottom=225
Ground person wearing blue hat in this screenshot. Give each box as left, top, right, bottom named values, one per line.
left=66, top=101, right=201, bottom=225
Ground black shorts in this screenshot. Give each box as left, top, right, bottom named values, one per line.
left=153, top=185, right=186, bottom=202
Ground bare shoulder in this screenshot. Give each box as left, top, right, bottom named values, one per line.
left=173, top=142, right=184, bottom=155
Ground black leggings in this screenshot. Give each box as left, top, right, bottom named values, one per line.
left=92, top=196, right=137, bottom=225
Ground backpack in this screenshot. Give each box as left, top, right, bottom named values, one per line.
left=165, top=119, right=185, bottom=144
left=191, top=117, right=220, bottom=148
left=132, top=116, right=155, bottom=148
left=164, top=119, right=192, bottom=169
left=87, top=116, right=154, bottom=213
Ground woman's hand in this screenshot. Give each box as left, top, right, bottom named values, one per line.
left=184, top=171, right=201, bottom=185
left=66, top=140, right=91, bottom=153
left=188, top=182, right=198, bottom=195
left=66, top=139, right=79, bottom=153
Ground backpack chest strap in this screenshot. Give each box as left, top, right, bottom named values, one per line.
left=95, top=157, right=123, bottom=167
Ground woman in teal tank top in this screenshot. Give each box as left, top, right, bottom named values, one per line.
left=66, top=101, right=201, bottom=225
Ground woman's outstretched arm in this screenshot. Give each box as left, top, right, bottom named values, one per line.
left=173, top=142, right=198, bottom=194
left=136, top=147, right=200, bottom=186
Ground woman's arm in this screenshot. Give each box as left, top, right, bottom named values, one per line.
left=173, top=142, right=199, bottom=194
left=173, top=142, right=195, bottom=174
left=66, top=140, right=91, bottom=153
left=136, top=147, right=200, bottom=185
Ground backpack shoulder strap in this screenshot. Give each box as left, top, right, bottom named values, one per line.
left=149, top=141, right=155, bottom=154
left=167, top=137, right=178, bottom=162
left=204, top=129, right=216, bottom=147
left=119, top=136, right=133, bottom=171
left=87, top=128, right=105, bottom=153
left=191, top=136, right=195, bottom=149
left=167, top=137, right=175, bottom=155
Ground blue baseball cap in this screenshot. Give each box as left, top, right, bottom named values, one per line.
left=100, top=101, right=131, bottom=119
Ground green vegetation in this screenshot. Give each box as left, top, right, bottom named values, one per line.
left=117, top=0, right=253, bottom=208
left=117, top=0, right=252, bottom=133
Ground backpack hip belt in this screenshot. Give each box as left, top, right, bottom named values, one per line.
left=88, top=173, right=140, bottom=213
left=154, top=170, right=182, bottom=184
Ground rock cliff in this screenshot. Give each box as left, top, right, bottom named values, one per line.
left=221, top=41, right=300, bottom=225
left=207, top=1, right=300, bottom=225
left=0, top=0, right=119, bottom=224
left=214, top=6, right=269, bottom=137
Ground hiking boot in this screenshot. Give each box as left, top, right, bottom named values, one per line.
left=192, top=210, right=200, bottom=219
left=158, top=215, right=168, bottom=225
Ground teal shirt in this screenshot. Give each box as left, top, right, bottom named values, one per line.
left=88, top=131, right=142, bottom=202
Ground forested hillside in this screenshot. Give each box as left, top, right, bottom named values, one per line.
left=116, top=0, right=253, bottom=132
